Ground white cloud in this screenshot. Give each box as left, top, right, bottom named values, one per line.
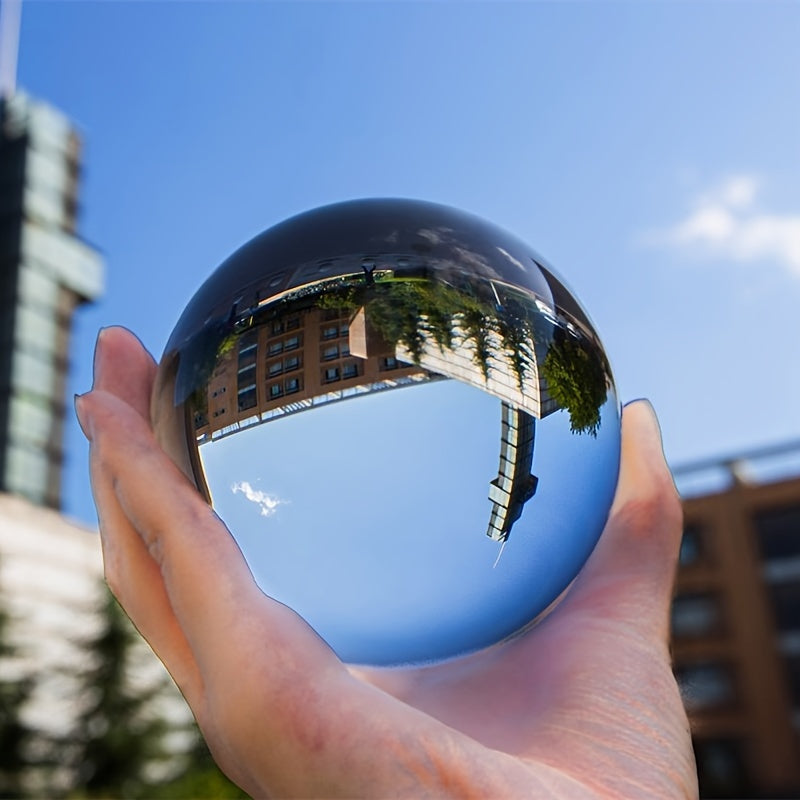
left=231, top=481, right=285, bottom=517
left=641, top=174, right=800, bottom=277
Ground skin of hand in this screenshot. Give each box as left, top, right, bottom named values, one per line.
left=75, top=326, right=698, bottom=799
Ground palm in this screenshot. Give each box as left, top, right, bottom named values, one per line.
left=352, top=538, right=693, bottom=796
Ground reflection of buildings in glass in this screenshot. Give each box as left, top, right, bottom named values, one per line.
left=486, top=403, right=538, bottom=543
left=394, top=311, right=558, bottom=420
left=193, top=285, right=561, bottom=542
left=0, top=93, right=104, bottom=508
left=193, top=305, right=437, bottom=444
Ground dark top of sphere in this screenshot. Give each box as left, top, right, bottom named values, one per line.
left=165, top=198, right=586, bottom=352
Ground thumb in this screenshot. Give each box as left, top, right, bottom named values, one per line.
left=566, top=400, right=683, bottom=641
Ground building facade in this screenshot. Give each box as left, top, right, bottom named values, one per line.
left=0, top=93, right=103, bottom=508
left=673, top=446, right=800, bottom=798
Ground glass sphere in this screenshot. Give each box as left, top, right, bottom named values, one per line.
left=152, top=199, right=620, bottom=667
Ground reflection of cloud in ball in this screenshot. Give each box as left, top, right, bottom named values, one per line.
left=231, top=481, right=285, bottom=517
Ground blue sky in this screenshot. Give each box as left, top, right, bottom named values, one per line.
left=15, top=1, right=800, bottom=531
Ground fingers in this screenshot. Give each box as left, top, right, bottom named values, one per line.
left=565, top=400, right=683, bottom=640
left=92, top=326, right=157, bottom=420
left=78, top=376, right=339, bottom=687
left=78, top=329, right=204, bottom=701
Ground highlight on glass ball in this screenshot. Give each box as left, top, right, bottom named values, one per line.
left=151, top=198, right=621, bottom=667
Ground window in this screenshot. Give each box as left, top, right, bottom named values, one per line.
left=342, top=362, right=358, bottom=380
left=269, top=383, right=283, bottom=399
left=679, top=523, right=707, bottom=566
left=671, top=593, right=722, bottom=638
left=322, top=326, right=338, bottom=340
left=322, top=345, right=339, bottom=361
left=285, top=317, right=300, bottom=331
left=238, top=387, right=257, bottom=411
left=237, top=365, right=256, bottom=388
left=284, top=356, right=299, bottom=372
left=324, top=367, right=340, bottom=383
left=785, top=655, right=800, bottom=707
left=284, top=335, right=300, bottom=351
left=239, top=332, right=258, bottom=354
left=339, top=323, right=349, bottom=337
left=381, top=356, right=398, bottom=371
left=674, top=662, right=735, bottom=712
left=268, top=341, right=283, bottom=356
left=238, top=349, right=257, bottom=370
left=285, top=377, right=300, bottom=394
left=268, top=361, right=282, bottom=376
left=767, top=581, right=800, bottom=631
left=693, top=738, right=751, bottom=799
left=272, top=321, right=284, bottom=335
left=754, top=504, right=800, bottom=560
left=341, top=343, right=350, bottom=357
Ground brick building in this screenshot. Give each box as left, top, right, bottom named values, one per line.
left=673, top=444, right=800, bottom=798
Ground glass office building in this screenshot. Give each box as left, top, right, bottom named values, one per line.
left=0, top=93, right=103, bottom=508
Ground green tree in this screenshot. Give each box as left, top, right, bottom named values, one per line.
left=61, top=588, right=171, bottom=799
left=148, top=730, right=248, bottom=799
left=0, top=602, right=38, bottom=799
left=541, top=328, right=608, bottom=437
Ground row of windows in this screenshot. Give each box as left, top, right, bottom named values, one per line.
left=321, top=323, right=349, bottom=340
left=268, top=335, right=301, bottom=355
left=236, top=351, right=383, bottom=387
left=322, top=343, right=351, bottom=361
left=270, top=317, right=301, bottom=335
left=324, top=363, right=359, bottom=383
left=269, top=377, right=302, bottom=399
left=680, top=502, right=800, bottom=569
left=203, top=351, right=408, bottom=422
left=268, top=356, right=300, bottom=376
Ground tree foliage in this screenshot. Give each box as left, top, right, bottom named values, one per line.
left=0, top=602, right=39, bottom=799
left=60, top=588, right=171, bottom=799
left=147, top=732, right=248, bottom=799
left=541, top=327, right=608, bottom=436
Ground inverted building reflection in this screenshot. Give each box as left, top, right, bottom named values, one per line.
left=185, top=261, right=609, bottom=543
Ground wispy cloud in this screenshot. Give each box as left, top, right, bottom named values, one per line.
left=640, top=174, right=800, bottom=277
left=231, top=481, right=285, bottom=517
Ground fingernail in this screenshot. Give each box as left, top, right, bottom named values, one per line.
left=623, top=397, right=654, bottom=410
left=92, top=328, right=110, bottom=388
left=623, top=398, right=664, bottom=446
left=74, top=393, right=93, bottom=441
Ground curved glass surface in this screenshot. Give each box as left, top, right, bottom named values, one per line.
left=152, top=198, right=621, bottom=666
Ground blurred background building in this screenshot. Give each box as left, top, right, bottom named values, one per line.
left=0, top=91, right=103, bottom=509
left=673, top=445, right=800, bottom=799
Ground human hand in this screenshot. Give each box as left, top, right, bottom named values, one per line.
left=76, top=326, right=697, bottom=798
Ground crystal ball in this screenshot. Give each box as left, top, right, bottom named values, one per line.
left=151, top=198, right=621, bottom=667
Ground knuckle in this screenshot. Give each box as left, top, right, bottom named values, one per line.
left=617, top=480, right=683, bottom=540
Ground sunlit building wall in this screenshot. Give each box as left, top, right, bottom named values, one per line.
left=0, top=93, right=103, bottom=508
left=195, top=304, right=434, bottom=442
left=394, top=317, right=558, bottom=420
left=673, top=446, right=800, bottom=798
